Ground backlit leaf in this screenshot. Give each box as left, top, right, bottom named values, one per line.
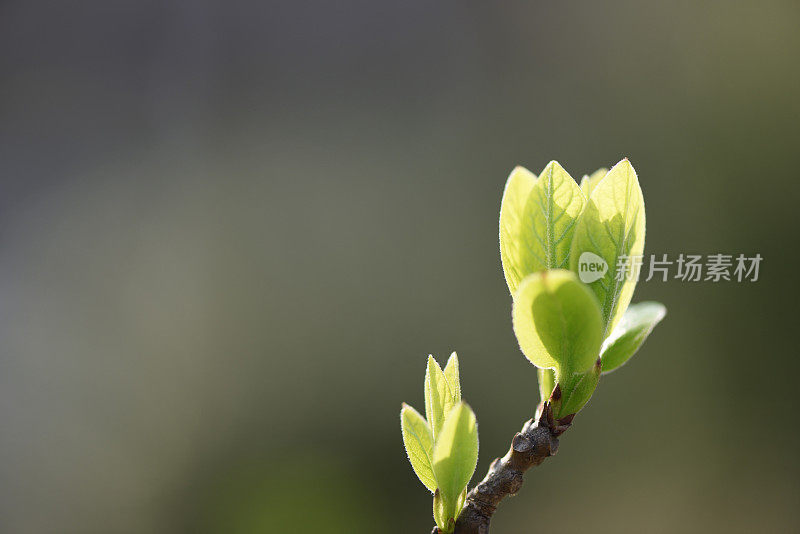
left=500, top=166, right=537, bottom=295
left=433, top=491, right=448, bottom=532
left=579, top=167, right=608, bottom=199
left=601, top=301, right=666, bottom=373
left=569, top=159, right=645, bottom=337
left=512, top=270, right=603, bottom=375
left=432, top=402, right=479, bottom=530
left=552, top=360, right=601, bottom=418
left=538, top=367, right=555, bottom=404
left=425, top=356, right=453, bottom=441
left=500, top=162, right=585, bottom=296
left=443, top=352, right=461, bottom=406
left=400, top=403, right=436, bottom=492
left=519, top=161, right=586, bottom=270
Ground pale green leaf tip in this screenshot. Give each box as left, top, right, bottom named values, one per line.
left=650, top=301, right=667, bottom=317
left=636, top=302, right=667, bottom=325
left=443, top=352, right=461, bottom=403
left=510, top=165, right=535, bottom=177
left=614, top=157, right=633, bottom=171
left=503, top=166, right=537, bottom=190
left=401, top=402, right=418, bottom=415
left=540, top=160, right=561, bottom=175
left=425, top=354, right=439, bottom=386
left=581, top=167, right=609, bottom=197
left=445, top=356, right=458, bottom=376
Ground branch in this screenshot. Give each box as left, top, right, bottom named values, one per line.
left=433, top=396, right=574, bottom=534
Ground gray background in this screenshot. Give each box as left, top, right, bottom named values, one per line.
left=1, top=1, right=798, bottom=532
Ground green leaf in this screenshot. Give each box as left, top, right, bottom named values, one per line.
left=521, top=161, right=586, bottom=269
left=552, top=360, right=601, bottom=418
left=432, top=402, right=479, bottom=529
left=500, top=166, right=537, bottom=295
left=512, top=269, right=604, bottom=376
left=456, top=489, right=467, bottom=519
left=400, top=403, right=437, bottom=492
left=537, top=367, right=555, bottom=404
left=425, top=356, right=454, bottom=441
left=433, top=489, right=465, bottom=534
left=569, top=158, right=646, bottom=337
left=433, top=491, right=448, bottom=533
left=579, top=167, right=608, bottom=199
left=500, top=162, right=585, bottom=295
left=443, top=352, right=461, bottom=406
left=601, top=301, right=666, bottom=374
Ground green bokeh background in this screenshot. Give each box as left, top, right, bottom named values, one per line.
left=1, top=2, right=798, bottom=532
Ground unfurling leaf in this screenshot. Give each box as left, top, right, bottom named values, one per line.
left=538, top=367, right=555, bottom=404
left=601, top=301, right=666, bottom=374
left=579, top=167, right=608, bottom=199
left=425, top=356, right=454, bottom=441
left=512, top=269, right=604, bottom=376
left=500, top=166, right=537, bottom=295
left=443, top=352, right=461, bottom=406
left=569, top=158, right=645, bottom=338
left=400, top=403, right=436, bottom=492
left=551, top=359, right=601, bottom=418
left=500, top=162, right=585, bottom=295
left=432, top=489, right=466, bottom=534
left=432, top=402, right=479, bottom=532
left=520, top=162, right=586, bottom=269
left=433, top=491, right=447, bottom=532
left=521, top=161, right=586, bottom=270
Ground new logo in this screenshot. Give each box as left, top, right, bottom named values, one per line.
left=577, top=252, right=608, bottom=283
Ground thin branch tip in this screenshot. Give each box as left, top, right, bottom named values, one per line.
left=447, top=402, right=567, bottom=534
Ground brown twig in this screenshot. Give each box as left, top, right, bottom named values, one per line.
left=432, top=396, right=573, bottom=534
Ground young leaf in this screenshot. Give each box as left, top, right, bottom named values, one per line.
left=552, top=359, right=601, bottom=418
left=400, top=403, right=437, bottom=492
left=519, top=161, right=586, bottom=271
left=538, top=367, right=555, bottom=404
left=432, top=402, right=479, bottom=529
left=443, top=352, right=461, bottom=406
left=425, top=356, right=454, bottom=441
left=512, top=270, right=604, bottom=376
left=569, top=158, right=646, bottom=337
left=601, top=301, right=666, bottom=374
left=456, top=488, right=467, bottom=517
left=433, top=491, right=448, bottom=533
left=500, top=166, right=537, bottom=295
left=579, top=167, right=608, bottom=199
left=432, top=488, right=466, bottom=534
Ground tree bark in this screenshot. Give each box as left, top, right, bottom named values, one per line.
left=432, top=399, right=573, bottom=534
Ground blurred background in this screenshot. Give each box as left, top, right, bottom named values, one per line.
left=1, top=1, right=798, bottom=532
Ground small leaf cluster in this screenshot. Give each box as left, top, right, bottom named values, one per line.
left=500, top=159, right=666, bottom=419
left=401, top=353, right=478, bottom=534
left=400, top=158, right=665, bottom=530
